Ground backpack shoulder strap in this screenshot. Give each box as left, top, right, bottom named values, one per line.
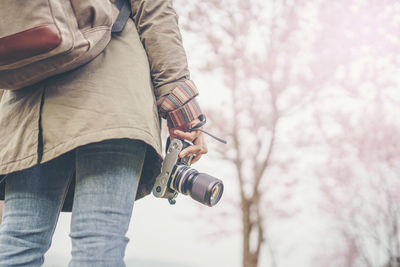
left=112, top=0, right=132, bottom=33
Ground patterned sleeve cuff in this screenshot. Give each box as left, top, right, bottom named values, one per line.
left=159, top=80, right=203, bottom=128
left=167, top=98, right=203, bottom=128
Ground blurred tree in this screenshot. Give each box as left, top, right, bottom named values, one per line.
left=306, top=1, right=400, bottom=266
left=174, top=0, right=400, bottom=266
left=313, top=95, right=400, bottom=267
left=174, top=0, right=315, bottom=266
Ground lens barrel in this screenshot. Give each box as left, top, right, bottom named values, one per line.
left=173, top=165, right=224, bottom=207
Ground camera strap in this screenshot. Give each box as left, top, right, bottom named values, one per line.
left=112, top=0, right=132, bottom=33
left=188, top=115, right=227, bottom=144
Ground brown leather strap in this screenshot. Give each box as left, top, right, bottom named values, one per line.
left=0, top=24, right=61, bottom=65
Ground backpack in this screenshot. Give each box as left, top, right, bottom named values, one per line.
left=0, top=0, right=131, bottom=90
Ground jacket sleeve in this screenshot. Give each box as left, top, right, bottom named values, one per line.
left=130, top=0, right=203, bottom=128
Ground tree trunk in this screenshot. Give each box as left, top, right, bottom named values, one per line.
left=242, top=199, right=258, bottom=267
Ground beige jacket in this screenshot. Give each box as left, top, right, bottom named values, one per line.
left=0, top=0, right=192, bottom=210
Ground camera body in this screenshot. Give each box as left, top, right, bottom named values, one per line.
left=152, top=138, right=224, bottom=207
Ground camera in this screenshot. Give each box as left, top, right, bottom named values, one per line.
left=152, top=137, right=224, bottom=207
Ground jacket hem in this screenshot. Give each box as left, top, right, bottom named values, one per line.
left=0, top=154, right=38, bottom=176
left=0, top=127, right=162, bottom=176
left=40, top=127, right=163, bottom=165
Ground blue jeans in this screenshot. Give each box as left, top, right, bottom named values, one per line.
left=0, top=139, right=146, bottom=267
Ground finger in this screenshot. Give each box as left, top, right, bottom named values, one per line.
left=168, top=130, right=180, bottom=140
left=173, top=129, right=200, bottom=142
left=193, top=135, right=208, bottom=159
left=169, top=129, right=190, bottom=141
left=179, top=145, right=202, bottom=158
left=179, top=143, right=208, bottom=158
left=191, top=153, right=202, bottom=164
left=194, top=135, right=208, bottom=154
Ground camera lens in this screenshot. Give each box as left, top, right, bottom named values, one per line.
left=172, top=165, right=224, bottom=207
left=210, top=183, right=223, bottom=205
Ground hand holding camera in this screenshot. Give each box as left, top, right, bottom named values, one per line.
left=168, top=116, right=208, bottom=164
left=153, top=115, right=225, bottom=207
